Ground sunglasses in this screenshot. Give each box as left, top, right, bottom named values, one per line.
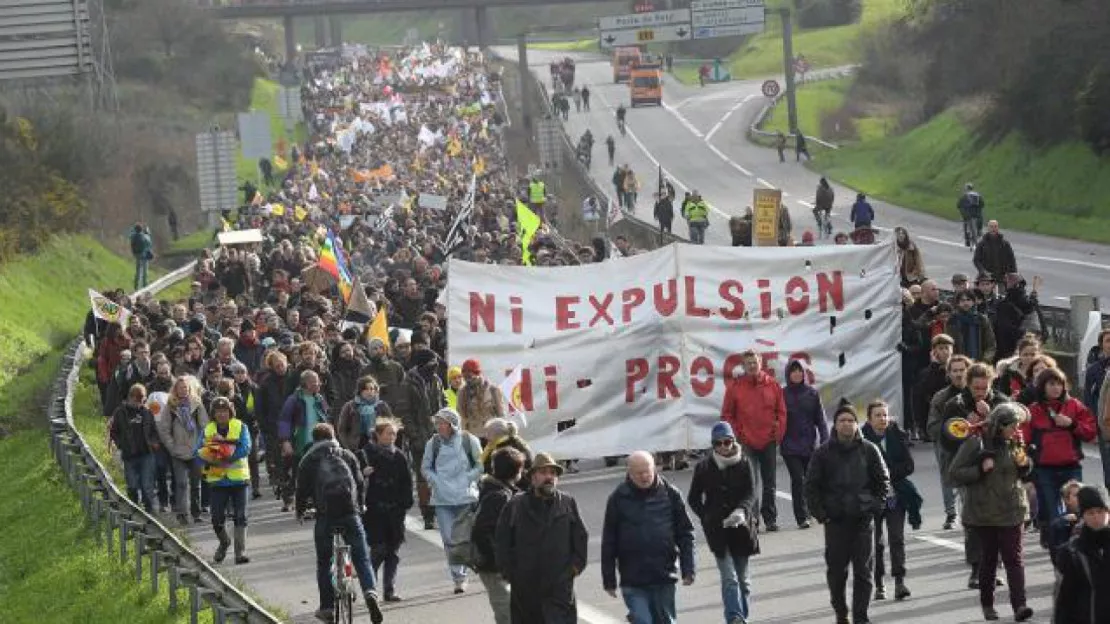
left=713, top=438, right=734, bottom=448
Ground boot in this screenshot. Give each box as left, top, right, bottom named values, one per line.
left=968, top=565, right=980, bottom=590
left=233, top=526, right=250, bottom=564
left=894, top=578, right=911, bottom=601
left=213, top=526, right=231, bottom=563
left=873, top=582, right=886, bottom=600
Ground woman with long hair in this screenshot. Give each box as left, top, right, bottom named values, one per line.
left=156, top=375, right=209, bottom=526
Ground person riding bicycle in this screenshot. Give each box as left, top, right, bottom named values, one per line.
left=296, top=422, right=384, bottom=624
left=814, top=177, right=835, bottom=237
left=615, top=104, right=627, bottom=133
left=957, top=183, right=985, bottom=248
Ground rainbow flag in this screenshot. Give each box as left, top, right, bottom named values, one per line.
left=318, top=229, right=353, bottom=302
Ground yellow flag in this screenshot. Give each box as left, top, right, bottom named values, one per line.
left=472, top=156, right=485, bottom=175
left=273, top=155, right=288, bottom=170
left=515, top=200, right=541, bottom=265
left=221, top=217, right=233, bottom=232
left=447, top=137, right=462, bottom=157
left=365, top=307, right=391, bottom=349
left=294, top=205, right=308, bottom=222
left=270, top=204, right=285, bottom=216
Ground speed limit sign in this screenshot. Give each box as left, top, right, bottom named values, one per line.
left=761, top=80, right=781, bottom=98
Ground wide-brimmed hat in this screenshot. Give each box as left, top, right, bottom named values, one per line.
left=529, top=452, right=564, bottom=476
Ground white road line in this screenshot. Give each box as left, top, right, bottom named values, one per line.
left=661, top=101, right=704, bottom=138
left=914, top=534, right=965, bottom=551
left=1055, top=296, right=1070, bottom=301
left=1032, top=255, right=1110, bottom=271
left=797, top=200, right=814, bottom=208
left=756, top=177, right=775, bottom=189
left=705, top=121, right=724, bottom=142
left=729, top=161, right=753, bottom=176
left=404, top=514, right=626, bottom=624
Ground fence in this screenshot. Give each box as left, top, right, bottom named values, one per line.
left=47, top=261, right=282, bottom=624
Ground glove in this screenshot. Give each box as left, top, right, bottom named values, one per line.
left=722, top=508, right=747, bottom=529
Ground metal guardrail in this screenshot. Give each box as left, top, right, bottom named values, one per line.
left=748, top=66, right=857, bottom=150
left=47, top=259, right=282, bottom=624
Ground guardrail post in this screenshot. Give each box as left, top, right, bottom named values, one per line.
left=151, top=550, right=175, bottom=595
left=120, top=518, right=130, bottom=564
left=1071, top=294, right=1101, bottom=388
left=105, top=507, right=117, bottom=556
left=168, top=565, right=182, bottom=613
left=134, top=525, right=146, bottom=583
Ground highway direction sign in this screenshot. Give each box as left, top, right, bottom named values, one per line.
left=690, top=0, right=765, bottom=39
left=598, top=9, right=690, bottom=31
left=599, top=23, right=692, bottom=47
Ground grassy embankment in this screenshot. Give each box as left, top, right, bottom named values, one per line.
left=673, top=0, right=903, bottom=83
left=0, top=236, right=206, bottom=623
left=235, top=77, right=307, bottom=190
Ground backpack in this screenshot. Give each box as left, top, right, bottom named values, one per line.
left=129, top=230, right=145, bottom=255
left=316, top=446, right=357, bottom=518
left=430, top=433, right=477, bottom=472
left=447, top=499, right=481, bottom=569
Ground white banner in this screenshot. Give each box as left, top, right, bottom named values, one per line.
left=447, top=243, right=902, bottom=459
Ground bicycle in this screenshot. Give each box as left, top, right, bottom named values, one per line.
left=813, top=207, right=832, bottom=239
left=963, top=217, right=982, bottom=249
left=331, top=528, right=356, bottom=624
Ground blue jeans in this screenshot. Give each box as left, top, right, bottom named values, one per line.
left=208, top=484, right=248, bottom=528
left=621, top=583, right=676, bottom=624
left=134, top=257, right=148, bottom=290
left=689, top=221, right=707, bottom=244
left=1034, top=465, right=1083, bottom=525
left=315, top=514, right=377, bottom=610
left=435, top=504, right=471, bottom=584
left=123, top=453, right=156, bottom=512
left=716, top=552, right=752, bottom=623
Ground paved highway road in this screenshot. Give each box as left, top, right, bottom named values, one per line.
left=499, top=48, right=1110, bottom=310
left=186, top=444, right=1089, bottom=623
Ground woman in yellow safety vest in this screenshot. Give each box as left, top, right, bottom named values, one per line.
left=196, top=396, right=252, bottom=565
left=445, top=366, right=463, bottom=409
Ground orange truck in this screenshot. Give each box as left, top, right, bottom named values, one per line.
left=611, top=47, right=641, bottom=83
left=629, top=57, right=663, bottom=106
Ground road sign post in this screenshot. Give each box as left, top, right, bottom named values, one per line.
left=779, top=8, right=799, bottom=136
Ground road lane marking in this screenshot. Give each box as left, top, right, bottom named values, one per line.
left=797, top=200, right=814, bottom=208
left=756, top=178, right=776, bottom=189
left=1032, top=255, right=1110, bottom=271
left=661, top=101, right=704, bottom=138
left=404, top=514, right=625, bottom=624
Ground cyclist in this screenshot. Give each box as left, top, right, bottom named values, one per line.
left=814, top=177, right=834, bottom=238
left=606, top=135, right=616, bottom=166
left=297, top=422, right=384, bottom=624
left=957, top=183, right=985, bottom=248
left=615, top=104, right=627, bottom=135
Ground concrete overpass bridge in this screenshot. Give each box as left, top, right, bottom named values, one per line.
left=200, top=0, right=603, bottom=60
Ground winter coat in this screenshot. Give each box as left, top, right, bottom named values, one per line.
left=254, top=369, right=289, bottom=437
left=994, top=285, right=1037, bottom=359
left=781, top=372, right=828, bottom=457
left=396, top=369, right=444, bottom=450
left=945, top=311, right=996, bottom=363
left=295, top=439, right=364, bottom=518
left=687, top=453, right=759, bottom=558
left=233, top=338, right=265, bottom=375
left=336, top=398, right=393, bottom=451
left=359, top=443, right=412, bottom=551
left=601, top=476, right=696, bottom=590
left=457, top=378, right=505, bottom=437
left=279, top=389, right=329, bottom=455
left=947, top=414, right=1032, bottom=527
left=479, top=435, right=533, bottom=489
left=420, top=426, right=482, bottom=507
left=720, top=371, right=787, bottom=451
left=972, top=233, right=1017, bottom=280
left=472, top=475, right=517, bottom=573
left=1053, top=525, right=1110, bottom=624
left=495, top=490, right=589, bottom=624
left=861, top=422, right=914, bottom=483
left=914, top=361, right=949, bottom=434
left=359, top=357, right=406, bottom=408
left=804, top=431, right=890, bottom=524
left=1084, top=354, right=1110, bottom=411
left=1023, top=394, right=1097, bottom=468
left=110, top=403, right=159, bottom=460
left=155, top=400, right=208, bottom=461
left=815, top=184, right=834, bottom=212
left=327, top=357, right=363, bottom=418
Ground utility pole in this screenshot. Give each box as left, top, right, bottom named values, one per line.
left=779, top=8, right=799, bottom=135
left=516, top=33, right=533, bottom=134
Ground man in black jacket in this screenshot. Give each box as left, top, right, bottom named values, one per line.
left=862, top=401, right=916, bottom=602
left=806, top=402, right=891, bottom=624
left=109, top=384, right=160, bottom=512
left=472, top=448, right=524, bottom=624
left=1053, top=485, right=1110, bottom=624
left=688, top=422, right=759, bottom=624
left=913, top=334, right=954, bottom=442
left=601, top=450, right=696, bottom=623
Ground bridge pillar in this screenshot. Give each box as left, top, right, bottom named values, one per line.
left=329, top=16, right=343, bottom=47
left=283, top=15, right=297, bottom=64
left=314, top=16, right=327, bottom=50
left=474, top=6, right=489, bottom=49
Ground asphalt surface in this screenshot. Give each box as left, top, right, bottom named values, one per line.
left=182, top=442, right=1094, bottom=623
left=499, top=48, right=1110, bottom=310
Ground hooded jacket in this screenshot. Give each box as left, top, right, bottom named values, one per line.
left=804, top=429, right=890, bottom=524
left=781, top=360, right=828, bottom=457
left=720, top=370, right=786, bottom=451
left=1023, top=391, right=1097, bottom=468
left=110, top=402, right=159, bottom=460
left=472, top=475, right=517, bottom=573
left=947, top=405, right=1033, bottom=527
left=420, top=409, right=482, bottom=507
left=1053, top=525, right=1110, bottom=624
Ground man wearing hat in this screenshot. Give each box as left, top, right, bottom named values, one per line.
left=688, top=421, right=759, bottom=624
left=496, top=452, right=589, bottom=624
left=806, top=401, right=891, bottom=624
left=457, top=359, right=504, bottom=442
left=1053, top=485, right=1110, bottom=624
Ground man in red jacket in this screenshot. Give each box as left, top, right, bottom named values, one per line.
left=721, top=350, right=787, bottom=532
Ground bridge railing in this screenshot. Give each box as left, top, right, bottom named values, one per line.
left=47, top=259, right=282, bottom=624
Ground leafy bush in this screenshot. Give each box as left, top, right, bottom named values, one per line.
left=795, top=0, right=861, bottom=28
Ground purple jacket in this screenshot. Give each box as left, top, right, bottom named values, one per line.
left=781, top=361, right=829, bottom=457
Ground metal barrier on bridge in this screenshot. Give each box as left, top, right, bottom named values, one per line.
left=47, top=261, right=282, bottom=624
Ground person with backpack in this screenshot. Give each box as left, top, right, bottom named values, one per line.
left=472, top=447, right=526, bottom=624
left=130, top=223, right=154, bottom=290
left=296, top=422, right=384, bottom=624
left=420, top=407, right=483, bottom=594
left=958, top=183, right=985, bottom=248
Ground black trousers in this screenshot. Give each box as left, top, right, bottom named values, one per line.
left=874, top=505, right=907, bottom=584
left=824, top=518, right=874, bottom=620
left=783, top=454, right=811, bottom=525
left=745, top=443, right=778, bottom=526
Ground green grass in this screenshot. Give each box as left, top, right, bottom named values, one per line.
left=0, top=237, right=157, bottom=430
left=0, top=430, right=211, bottom=623
left=673, top=0, right=904, bottom=83
left=529, top=39, right=599, bottom=52
left=814, top=111, right=1110, bottom=243
left=236, top=77, right=306, bottom=191
left=167, top=229, right=213, bottom=256
left=762, top=77, right=851, bottom=136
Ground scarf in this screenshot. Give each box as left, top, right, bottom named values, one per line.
left=177, top=401, right=195, bottom=433
left=712, top=449, right=743, bottom=471
left=354, top=395, right=379, bottom=436
left=953, top=311, right=982, bottom=359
